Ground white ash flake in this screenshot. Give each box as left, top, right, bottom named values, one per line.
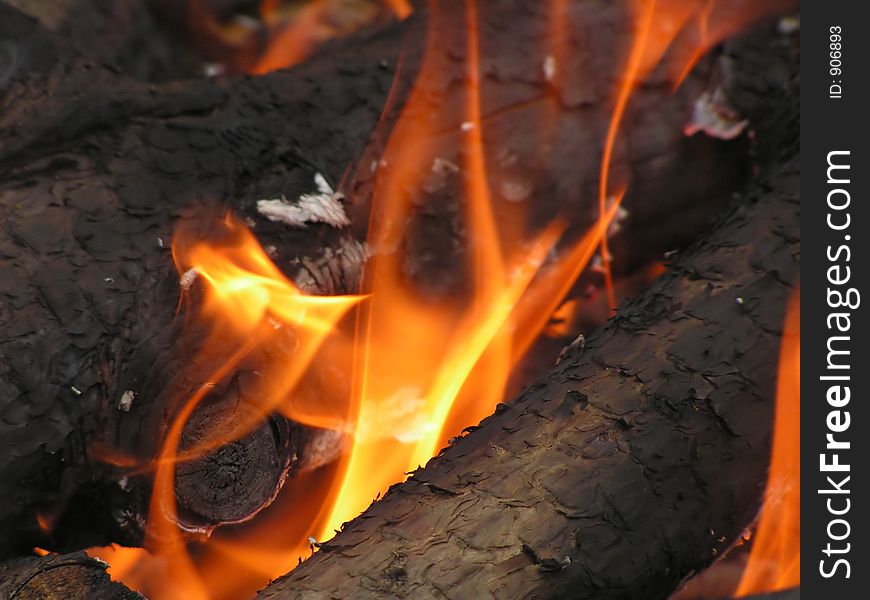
left=500, top=177, right=533, bottom=202
left=684, top=88, right=749, bottom=141
left=543, top=54, right=557, bottom=82
left=70, top=386, right=82, bottom=396
left=778, top=15, right=800, bottom=35
left=460, top=121, right=474, bottom=132
left=203, top=63, right=226, bottom=78
left=180, top=267, right=198, bottom=291
left=118, top=390, right=135, bottom=412
left=590, top=254, right=604, bottom=273
left=608, top=204, right=630, bottom=236
left=257, top=173, right=349, bottom=229
left=432, top=157, right=460, bottom=176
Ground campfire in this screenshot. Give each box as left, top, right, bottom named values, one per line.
left=0, top=1, right=799, bottom=599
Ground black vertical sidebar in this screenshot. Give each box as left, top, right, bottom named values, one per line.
left=802, top=1, right=869, bottom=598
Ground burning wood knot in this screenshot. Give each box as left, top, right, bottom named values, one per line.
left=383, top=552, right=408, bottom=585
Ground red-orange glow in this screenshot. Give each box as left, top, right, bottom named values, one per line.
left=736, top=289, right=800, bottom=596
left=545, top=298, right=580, bottom=337
left=253, top=1, right=330, bottom=74
left=384, top=0, right=412, bottom=20
left=33, top=547, right=50, bottom=557
left=671, top=0, right=713, bottom=89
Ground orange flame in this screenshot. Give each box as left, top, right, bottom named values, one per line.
left=736, top=289, right=800, bottom=596
left=253, top=0, right=414, bottom=74
left=320, top=0, right=620, bottom=534
left=90, top=1, right=796, bottom=597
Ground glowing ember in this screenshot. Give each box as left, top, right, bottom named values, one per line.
left=736, top=289, right=800, bottom=596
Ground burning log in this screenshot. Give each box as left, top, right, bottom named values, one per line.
left=257, top=18, right=798, bottom=596
left=0, top=0, right=396, bottom=556
left=258, top=158, right=799, bottom=599
left=0, top=1, right=795, bottom=589
left=0, top=551, right=140, bottom=599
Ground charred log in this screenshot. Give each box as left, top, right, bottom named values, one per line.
left=1, top=0, right=205, bottom=83
left=258, top=19, right=799, bottom=593
left=0, top=0, right=793, bottom=563
left=0, top=0, right=398, bottom=556
left=0, top=551, right=140, bottom=599
left=259, top=160, right=799, bottom=600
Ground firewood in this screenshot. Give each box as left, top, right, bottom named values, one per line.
left=259, top=155, right=799, bottom=600
left=257, top=16, right=799, bottom=596
left=0, top=0, right=794, bottom=571
left=0, top=0, right=396, bottom=556
left=0, top=0, right=204, bottom=83
left=0, top=551, right=140, bottom=599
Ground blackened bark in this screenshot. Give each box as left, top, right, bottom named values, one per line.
left=1, top=0, right=204, bottom=84
left=0, top=551, right=140, bottom=599
left=0, top=0, right=794, bottom=563
left=0, top=2, right=397, bottom=556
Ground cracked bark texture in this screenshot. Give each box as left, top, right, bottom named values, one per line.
left=0, top=551, right=140, bottom=599
left=259, top=154, right=799, bottom=599
left=0, top=2, right=399, bottom=556
left=0, top=0, right=793, bottom=564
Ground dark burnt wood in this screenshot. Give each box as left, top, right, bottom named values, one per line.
left=0, top=3, right=795, bottom=588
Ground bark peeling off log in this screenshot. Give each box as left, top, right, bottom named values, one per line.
left=259, top=160, right=799, bottom=598
left=0, top=551, right=141, bottom=599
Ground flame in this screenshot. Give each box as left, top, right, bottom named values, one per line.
left=319, top=0, right=613, bottom=534
left=253, top=0, right=414, bottom=74
left=736, top=289, right=800, bottom=596
left=90, top=1, right=796, bottom=597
